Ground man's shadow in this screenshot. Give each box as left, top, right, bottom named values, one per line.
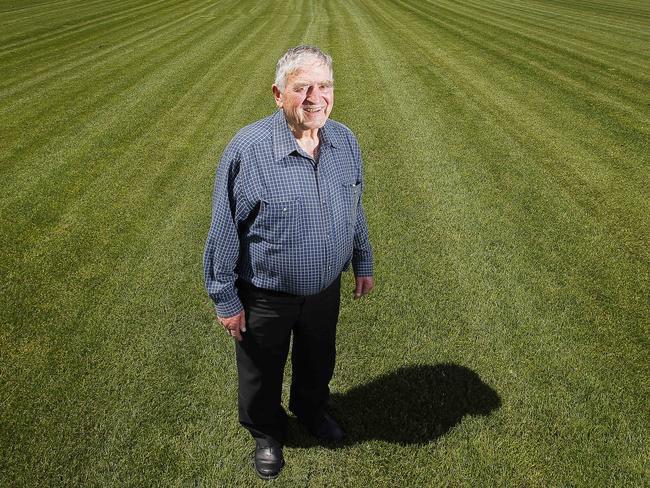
left=287, top=363, right=501, bottom=446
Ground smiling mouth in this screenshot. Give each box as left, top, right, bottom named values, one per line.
left=303, top=106, right=323, bottom=113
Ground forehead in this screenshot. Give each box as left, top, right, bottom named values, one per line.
left=286, top=61, right=332, bottom=84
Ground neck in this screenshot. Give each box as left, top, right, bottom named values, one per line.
left=288, top=125, right=320, bottom=143
left=289, top=125, right=321, bottom=159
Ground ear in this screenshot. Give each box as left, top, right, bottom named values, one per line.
left=272, top=84, right=283, bottom=108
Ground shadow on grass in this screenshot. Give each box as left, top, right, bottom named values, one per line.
left=286, top=363, right=501, bottom=447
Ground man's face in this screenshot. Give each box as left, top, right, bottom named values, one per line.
left=273, top=60, right=334, bottom=132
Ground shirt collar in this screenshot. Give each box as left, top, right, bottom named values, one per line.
left=272, top=110, right=341, bottom=162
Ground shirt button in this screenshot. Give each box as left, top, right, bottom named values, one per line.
left=328, top=266, right=332, bottom=270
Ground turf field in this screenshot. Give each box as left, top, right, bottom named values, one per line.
left=1, top=0, right=649, bottom=486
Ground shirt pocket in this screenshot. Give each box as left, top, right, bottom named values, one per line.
left=256, top=197, right=302, bottom=246
left=341, top=181, right=361, bottom=227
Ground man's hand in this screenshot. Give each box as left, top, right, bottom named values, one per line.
left=218, top=310, right=246, bottom=341
left=353, top=276, right=374, bottom=299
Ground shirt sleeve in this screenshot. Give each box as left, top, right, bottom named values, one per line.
left=350, top=135, right=374, bottom=277
left=203, top=143, right=244, bottom=317
left=352, top=200, right=374, bottom=277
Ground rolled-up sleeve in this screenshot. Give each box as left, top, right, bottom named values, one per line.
left=203, top=145, right=244, bottom=317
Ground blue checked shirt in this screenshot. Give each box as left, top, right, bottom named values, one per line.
left=204, top=110, right=373, bottom=317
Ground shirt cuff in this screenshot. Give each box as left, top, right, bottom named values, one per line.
left=214, top=293, right=243, bottom=318
left=352, top=259, right=373, bottom=277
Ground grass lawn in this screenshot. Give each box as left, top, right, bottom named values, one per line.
left=1, top=0, right=648, bottom=486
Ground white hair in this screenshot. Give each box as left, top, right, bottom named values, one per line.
left=274, top=45, right=333, bottom=92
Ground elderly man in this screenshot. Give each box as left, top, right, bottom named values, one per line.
left=203, top=45, right=374, bottom=479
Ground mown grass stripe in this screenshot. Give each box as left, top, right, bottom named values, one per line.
left=0, top=0, right=170, bottom=52
left=458, top=0, right=650, bottom=71
left=474, top=0, right=650, bottom=39
left=384, top=0, right=644, bottom=372
left=1, top=0, right=238, bottom=120
left=0, top=0, right=113, bottom=34
left=0, top=0, right=146, bottom=52
left=390, top=0, right=644, bottom=396
left=393, top=0, right=648, bottom=118
left=383, top=0, right=650, bottom=202
left=0, top=0, right=90, bottom=14
left=364, top=0, right=649, bottom=262
left=0, top=0, right=220, bottom=93
left=0, top=0, right=298, bottom=167
left=0, top=0, right=239, bottom=170
left=533, top=0, right=650, bottom=27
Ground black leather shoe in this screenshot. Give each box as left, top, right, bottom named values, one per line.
left=253, top=442, right=284, bottom=480
left=306, top=412, right=346, bottom=443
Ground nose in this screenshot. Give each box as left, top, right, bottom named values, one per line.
left=306, top=84, right=322, bottom=100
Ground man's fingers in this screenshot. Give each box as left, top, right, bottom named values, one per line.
left=231, top=328, right=243, bottom=341
left=353, top=283, right=362, bottom=299
left=353, top=277, right=374, bottom=299
left=363, top=281, right=373, bottom=295
left=217, top=310, right=246, bottom=339
left=230, top=316, right=245, bottom=341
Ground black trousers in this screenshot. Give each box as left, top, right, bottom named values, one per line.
left=235, top=276, right=341, bottom=447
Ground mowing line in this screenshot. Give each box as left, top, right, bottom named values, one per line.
left=0, top=0, right=173, bottom=53
left=455, top=0, right=650, bottom=70
left=0, top=0, right=162, bottom=62
left=0, top=4, right=272, bottom=221
left=523, top=0, right=650, bottom=29
left=0, top=0, right=120, bottom=33
left=392, top=0, right=648, bottom=118
left=360, top=0, right=650, bottom=252
left=0, top=0, right=219, bottom=94
left=0, top=0, right=241, bottom=166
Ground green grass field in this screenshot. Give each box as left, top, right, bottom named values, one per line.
left=1, top=0, right=649, bottom=486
